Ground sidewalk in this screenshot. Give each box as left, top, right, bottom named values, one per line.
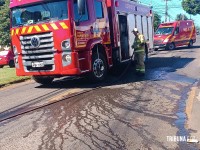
left=187, top=85, right=200, bottom=149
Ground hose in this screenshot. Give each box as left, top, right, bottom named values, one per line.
left=0, top=49, right=137, bottom=123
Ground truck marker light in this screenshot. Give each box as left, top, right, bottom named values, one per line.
left=60, top=22, right=68, bottom=29
left=42, top=24, right=50, bottom=31
left=51, top=23, right=59, bottom=30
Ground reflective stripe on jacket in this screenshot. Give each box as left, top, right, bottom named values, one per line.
left=132, top=34, right=145, bottom=52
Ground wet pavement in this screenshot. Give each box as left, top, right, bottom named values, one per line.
left=1, top=43, right=200, bottom=149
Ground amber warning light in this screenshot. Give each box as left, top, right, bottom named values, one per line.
left=106, top=0, right=111, bottom=7
left=115, top=1, right=119, bottom=7
left=149, top=9, right=152, bottom=16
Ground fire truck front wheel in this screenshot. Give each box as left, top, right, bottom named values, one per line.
left=90, top=52, right=108, bottom=82
left=167, top=43, right=175, bottom=50
left=32, top=76, right=54, bottom=85
left=188, top=40, right=193, bottom=48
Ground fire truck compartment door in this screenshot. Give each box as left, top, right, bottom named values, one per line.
left=147, top=16, right=154, bottom=49
left=118, top=14, right=129, bottom=61
left=142, top=16, right=148, bottom=42
left=127, top=14, right=136, bottom=58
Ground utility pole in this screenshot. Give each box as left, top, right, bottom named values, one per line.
left=182, top=14, right=185, bottom=20
left=164, top=0, right=171, bottom=22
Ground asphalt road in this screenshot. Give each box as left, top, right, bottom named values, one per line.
left=1, top=38, right=200, bottom=150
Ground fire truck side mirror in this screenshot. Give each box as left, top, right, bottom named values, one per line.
left=78, top=0, right=86, bottom=16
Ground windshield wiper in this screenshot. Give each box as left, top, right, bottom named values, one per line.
left=37, top=18, right=60, bottom=24
left=14, top=23, right=24, bottom=27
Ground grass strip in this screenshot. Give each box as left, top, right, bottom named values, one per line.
left=0, top=66, right=30, bottom=88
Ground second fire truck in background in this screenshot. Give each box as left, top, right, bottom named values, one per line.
left=154, top=20, right=196, bottom=50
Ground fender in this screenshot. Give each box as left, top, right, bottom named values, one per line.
left=85, top=37, right=109, bottom=71
left=86, top=37, right=102, bottom=52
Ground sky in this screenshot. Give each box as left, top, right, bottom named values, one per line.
left=139, top=0, right=200, bottom=27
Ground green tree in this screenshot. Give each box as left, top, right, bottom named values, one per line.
left=154, top=12, right=161, bottom=31
left=196, top=26, right=200, bottom=31
left=175, top=14, right=189, bottom=21
left=0, top=0, right=10, bottom=46
left=182, top=0, right=200, bottom=15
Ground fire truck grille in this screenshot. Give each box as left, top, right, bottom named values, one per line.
left=154, top=40, right=163, bottom=45
left=20, top=32, right=55, bottom=72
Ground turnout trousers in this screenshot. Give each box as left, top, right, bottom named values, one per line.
left=134, top=50, right=145, bottom=74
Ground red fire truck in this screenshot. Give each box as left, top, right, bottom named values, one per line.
left=10, top=0, right=153, bottom=84
left=154, top=20, right=196, bottom=51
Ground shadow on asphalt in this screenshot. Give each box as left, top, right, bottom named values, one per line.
left=26, top=56, right=196, bottom=150
left=1, top=52, right=197, bottom=150
left=36, top=56, right=195, bottom=90
left=157, top=45, right=200, bottom=52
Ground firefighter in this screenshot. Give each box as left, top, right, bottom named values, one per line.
left=131, top=28, right=146, bottom=75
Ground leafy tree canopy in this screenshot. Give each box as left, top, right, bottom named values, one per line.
left=154, top=12, right=161, bottom=31
left=182, top=0, right=200, bottom=15
left=175, top=14, right=189, bottom=21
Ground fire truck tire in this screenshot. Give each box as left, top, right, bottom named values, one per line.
left=0, top=65, right=3, bottom=68
left=188, top=40, right=193, bottom=48
left=167, top=43, right=175, bottom=50
left=154, top=48, right=158, bottom=51
left=9, top=60, right=15, bottom=68
left=32, top=76, right=54, bottom=85
left=90, top=52, right=108, bottom=82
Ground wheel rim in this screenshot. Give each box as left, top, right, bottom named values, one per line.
left=169, top=43, right=174, bottom=50
left=93, top=58, right=105, bottom=78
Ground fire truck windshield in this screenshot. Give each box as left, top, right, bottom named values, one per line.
left=155, top=27, right=174, bottom=35
left=11, top=0, right=68, bottom=27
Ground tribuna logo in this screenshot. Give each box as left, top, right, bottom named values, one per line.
left=167, top=136, right=198, bottom=143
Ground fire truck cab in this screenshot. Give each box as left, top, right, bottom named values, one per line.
left=10, top=0, right=153, bottom=84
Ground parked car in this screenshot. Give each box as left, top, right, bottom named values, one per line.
left=0, top=50, right=15, bottom=68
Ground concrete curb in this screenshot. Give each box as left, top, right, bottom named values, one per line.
left=0, top=78, right=31, bottom=89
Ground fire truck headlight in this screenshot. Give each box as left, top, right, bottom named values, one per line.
left=62, top=40, right=70, bottom=50
left=163, top=38, right=169, bottom=43
left=63, top=54, right=71, bottom=63
left=13, top=45, right=18, bottom=55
